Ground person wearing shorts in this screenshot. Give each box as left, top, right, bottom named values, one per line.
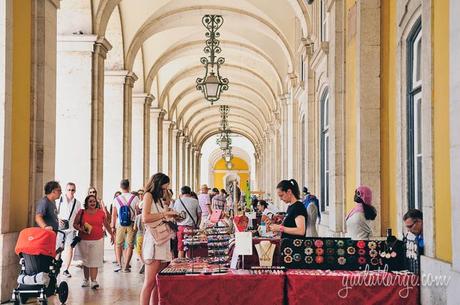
left=111, top=179, right=139, bottom=273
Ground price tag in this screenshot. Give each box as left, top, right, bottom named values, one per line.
left=235, top=232, right=253, bottom=255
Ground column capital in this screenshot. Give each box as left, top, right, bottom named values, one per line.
left=125, top=72, right=138, bottom=87
left=47, top=0, right=61, bottom=9
left=163, top=119, right=174, bottom=128
left=94, top=37, right=112, bottom=59
left=57, top=34, right=97, bottom=52
left=150, top=107, right=165, bottom=119
left=105, top=70, right=129, bottom=84
left=144, top=93, right=155, bottom=109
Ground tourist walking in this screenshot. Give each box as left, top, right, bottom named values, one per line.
left=57, top=182, right=82, bottom=277
left=74, top=194, right=113, bottom=289
left=111, top=179, right=139, bottom=272
left=35, top=181, right=61, bottom=231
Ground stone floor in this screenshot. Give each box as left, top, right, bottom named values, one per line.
left=31, top=249, right=144, bottom=305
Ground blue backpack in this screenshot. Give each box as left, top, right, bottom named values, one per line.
left=116, top=195, right=135, bottom=226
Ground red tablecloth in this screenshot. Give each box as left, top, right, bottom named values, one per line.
left=286, top=270, right=420, bottom=305
left=157, top=271, right=285, bottom=305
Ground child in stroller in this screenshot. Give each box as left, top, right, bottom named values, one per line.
left=12, top=227, right=69, bottom=305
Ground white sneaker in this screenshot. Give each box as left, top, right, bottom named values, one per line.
left=91, top=280, right=99, bottom=289
left=81, top=279, right=90, bottom=287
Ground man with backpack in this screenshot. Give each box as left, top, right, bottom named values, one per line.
left=111, top=179, right=139, bottom=272
left=56, top=182, right=82, bottom=278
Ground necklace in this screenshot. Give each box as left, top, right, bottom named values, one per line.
left=257, top=242, right=275, bottom=263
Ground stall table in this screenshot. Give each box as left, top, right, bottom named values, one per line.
left=286, top=270, right=420, bottom=305
left=157, top=271, right=285, bottom=305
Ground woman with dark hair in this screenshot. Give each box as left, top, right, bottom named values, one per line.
left=140, top=173, right=179, bottom=305
left=190, top=191, right=198, bottom=200
left=269, top=179, right=307, bottom=238
left=73, top=195, right=113, bottom=289
left=345, top=185, right=377, bottom=240
left=257, top=200, right=273, bottom=218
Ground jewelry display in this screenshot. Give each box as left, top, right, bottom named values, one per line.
left=357, top=240, right=366, bottom=249
left=293, top=239, right=303, bottom=247
left=255, top=241, right=276, bottom=267
left=337, top=257, right=346, bottom=265
left=315, top=256, right=324, bottom=264
left=304, top=247, right=313, bottom=255
left=315, top=248, right=324, bottom=256
left=293, top=253, right=302, bottom=262
left=314, top=239, right=324, bottom=248
left=347, top=247, right=356, bottom=255
left=337, top=248, right=345, bottom=256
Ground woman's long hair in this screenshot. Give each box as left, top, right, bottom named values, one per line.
left=145, top=173, right=170, bottom=204
left=363, top=204, right=377, bottom=220
left=276, top=179, right=301, bottom=200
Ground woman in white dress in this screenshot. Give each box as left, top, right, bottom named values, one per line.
left=140, top=173, right=179, bottom=305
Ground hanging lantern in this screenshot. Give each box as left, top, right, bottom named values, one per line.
left=196, top=15, right=229, bottom=104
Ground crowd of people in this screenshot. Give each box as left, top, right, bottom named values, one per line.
left=33, top=175, right=424, bottom=305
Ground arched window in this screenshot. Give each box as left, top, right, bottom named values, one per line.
left=320, top=89, right=329, bottom=211
left=407, top=19, right=422, bottom=210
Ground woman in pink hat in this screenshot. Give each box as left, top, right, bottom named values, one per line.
left=345, top=185, right=377, bottom=240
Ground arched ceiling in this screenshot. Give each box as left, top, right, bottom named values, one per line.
left=94, top=0, right=311, bottom=150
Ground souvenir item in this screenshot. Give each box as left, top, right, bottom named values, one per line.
left=255, top=241, right=276, bottom=267
left=304, top=247, right=313, bottom=255
left=357, top=240, right=366, bottom=249
left=315, top=256, right=324, bottom=264
left=314, top=239, right=324, bottom=248
left=293, top=239, right=303, bottom=247
left=233, top=215, right=249, bottom=232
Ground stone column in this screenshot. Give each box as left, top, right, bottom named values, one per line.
left=190, top=146, right=195, bottom=190
left=143, top=94, right=154, bottom=182
left=178, top=134, right=186, bottom=188
left=171, top=127, right=180, bottom=193
left=149, top=108, right=162, bottom=175
left=29, top=0, right=59, bottom=217
left=356, top=0, right=381, bottom=234
left=91, top=37, right=112, bottom=192
left=197, top=152, right=202, bottom=189
left=185, top=140, right=191, bottom=186
left=131, top=92, right=145, bottom=190
left=103, top=70, right=127, bottom=201
left=56, top=34, right=97, bottom=194
left=449, top=0, right=460, bottom=300
left=162, top=120, right=173, bottom=177
left=157, top=111, right=165, bottom=173
left=122, top=72, right=138, bottom=181
left=327, top=0, right=346, bottom=234
left=280, top=95, right=289, bottom=178
left=194, top=149, right=200, bottom=191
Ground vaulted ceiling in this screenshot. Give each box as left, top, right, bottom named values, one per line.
left=59, top=0, right=312, bottom=151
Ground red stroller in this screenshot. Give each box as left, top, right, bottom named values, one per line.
left=12, top=228, right=69, bottom=305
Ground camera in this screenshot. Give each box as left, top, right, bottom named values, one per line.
left=59, top=219, right=69, bottom=230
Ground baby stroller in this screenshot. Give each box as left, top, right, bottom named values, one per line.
left=12, top=228, right=69, bottom=305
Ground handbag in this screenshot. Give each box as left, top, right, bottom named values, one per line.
left=145, top=200, right=175, bottom=245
